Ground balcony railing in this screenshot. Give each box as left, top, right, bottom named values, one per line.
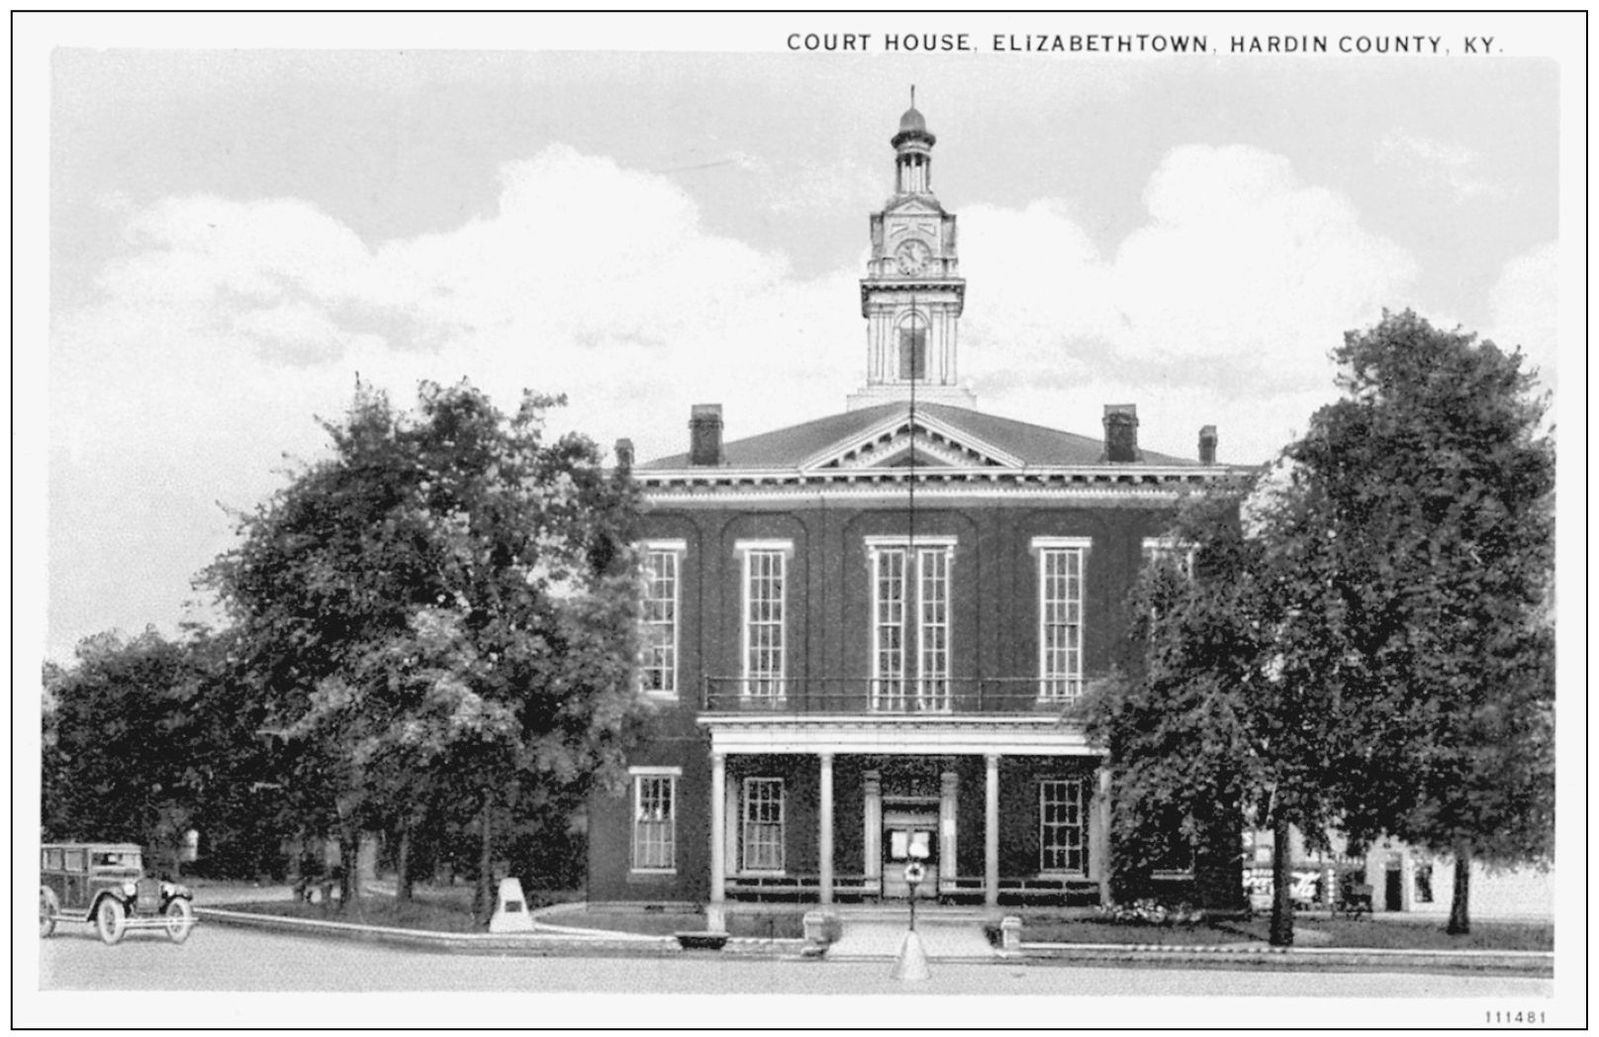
left=699, top=676, right=1083, bottom=717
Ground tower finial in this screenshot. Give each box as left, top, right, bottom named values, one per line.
left=910, top=84, right=916, bottom=108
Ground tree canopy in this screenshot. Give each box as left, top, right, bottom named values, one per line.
left=1085, top=310, right=1555, bottom=941
left=1284, top=310, right=1556, bottom=932
left=203, top=380, right=649, bottom=908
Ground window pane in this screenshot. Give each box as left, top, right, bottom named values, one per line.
left=742, top=778, right=785, bottom=872
left=639, top=550, right=678, bottom=695
left=917, top=548, right=950, bottom=712
left=1039, top=779, right=1086, bottom=873
left=744, top=551, right=785, bottom=701
left=633, top=775, right=676, bottom=870
left=1039, top=548, right=1084, bottom=702
left=872, top=549, right=907, bottom=711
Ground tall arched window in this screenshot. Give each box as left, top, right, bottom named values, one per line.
left=898, top=316, right=928, bottom=381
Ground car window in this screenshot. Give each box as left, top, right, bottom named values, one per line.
left=45, top=849, right=64, bottom=869
left=63, top=849, right=85, bottom=870
left=91, top=851, right=141, bottom=868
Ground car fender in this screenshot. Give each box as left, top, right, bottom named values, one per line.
left=87, top=889, right=130, bottom=922
left=39, top=886, right=60, bottom=915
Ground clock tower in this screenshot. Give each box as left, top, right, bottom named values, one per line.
left=847, top=102, right=976, bottom=411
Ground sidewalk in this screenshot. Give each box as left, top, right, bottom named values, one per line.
left=827, top=919, right=993, bottom=961
left=188, top=891, right=1553, bottom=977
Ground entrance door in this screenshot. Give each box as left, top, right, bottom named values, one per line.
left=881, top=807, right=939, bottom=899
left=1384, top=866, right=1404, bottom=912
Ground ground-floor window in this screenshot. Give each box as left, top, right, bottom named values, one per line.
left=631, top=769, right=678, bottom=872
left=1039, top=778, right=1087, bottom=874
left=1414, top=863, right=1434, bottom=903
left=741, top=777, right=785, bottom=872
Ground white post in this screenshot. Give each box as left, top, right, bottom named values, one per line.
left=819, top=754, right=835, bottom=905
left=710, top=752, right=726, bottom=904
left=985, top=753, right=1000, bottom=908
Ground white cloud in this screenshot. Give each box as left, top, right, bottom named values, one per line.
left=47, top=140, right=1423, bottom=658
left=48, top=144, right=868, bottom=657
left=1484, top=242, right=1557, bottom=392
left=958, top=144, right=1417, bottom=455
left=1376, top=128, right=1500, bottom=204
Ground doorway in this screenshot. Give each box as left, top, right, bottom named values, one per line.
left=880, top=805, right=939, bottom=899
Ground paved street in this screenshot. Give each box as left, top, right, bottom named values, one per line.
left=28, top=922, right=1563, bottom=1030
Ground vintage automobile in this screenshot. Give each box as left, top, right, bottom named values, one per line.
left=39, top=842, right=196, bottom=945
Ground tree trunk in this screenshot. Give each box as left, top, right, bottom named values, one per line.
left=474, top=799, right=494, bottom=926
left=339, top=830, right=360, bottom=911
left=1269, top=815, right=1294, bottom=947
left=1447, top=840, right=1472, bottom=935
left=396, top=820, right=413, bottom=904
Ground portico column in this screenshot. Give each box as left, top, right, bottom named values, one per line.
left=710, top=752, right=726, bottom=904
left=984, top=753, right=1000, bottom=907
left=818, top=753, right=835, bottom=905
left=863, top=769, right=882, bottom=894
left=1094, top=767, right=1113, bottom=906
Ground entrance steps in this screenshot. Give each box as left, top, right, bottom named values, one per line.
left=822, top=906, right=997, bottom=960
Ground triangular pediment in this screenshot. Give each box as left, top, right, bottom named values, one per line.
left=800, top=409, right=1024, bottom=471
left=884, top=196, right=944, bottom=217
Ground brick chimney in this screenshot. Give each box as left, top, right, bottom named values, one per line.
left=1102, top=404, right=1141, bottom=463
left=614, top=438, right=634, bottom=475
left=689, top=404, right=724, bottom=467
left=1198, top=425, right=1217, bottom=465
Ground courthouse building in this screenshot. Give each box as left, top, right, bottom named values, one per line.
left=587, top=105, right=1238, bottom=907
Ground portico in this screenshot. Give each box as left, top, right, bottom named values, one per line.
left=701, top=718, right=1109, bottom=907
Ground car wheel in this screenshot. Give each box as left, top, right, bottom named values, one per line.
left=163, top=898, right=195, bottom=944
left=95, top=897, right=127, bottom=946
left=39, top=890, right=57, bottom=938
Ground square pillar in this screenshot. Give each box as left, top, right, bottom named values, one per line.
left=939, top=770, right=959, bottom=895
left=819, top=753, right=835, bottom=904
left=1094, top=766, right=1112, bottom=905
left=985, top=753, right=1000, bottom=907
left=863, top=768, right=882, bottom=893
left=710, top=752, right=726, bottom=903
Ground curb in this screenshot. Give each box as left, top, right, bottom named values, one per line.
left=197, top=907, right=812, bottom=959
left=1008, top=941, right=1553, bottom=976
left=196, top=908, right=1551, bottom=976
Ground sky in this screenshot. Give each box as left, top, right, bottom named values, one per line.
left=24, top=12, right=1579, bottom=666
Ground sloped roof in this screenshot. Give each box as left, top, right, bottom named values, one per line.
left=641, top=402, right=1197, bottom=470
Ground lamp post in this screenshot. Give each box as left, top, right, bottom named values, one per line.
left=905, top=838, right=929, bottom=932
left=893, top=845, right=933, bottom=983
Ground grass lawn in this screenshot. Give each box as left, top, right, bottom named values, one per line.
left=218, top=882, right=574, bottom=934
left=217, top=886, right=807, bottom=939
left=222, top=895, right=487, bottom=933
left=1006, top=913, right=1552, bottom=952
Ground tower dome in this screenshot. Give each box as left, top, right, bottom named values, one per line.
left=892, top=106, right=935, bottom=148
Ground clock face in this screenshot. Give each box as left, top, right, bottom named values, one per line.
left=895, top=239, right=933, bottom=275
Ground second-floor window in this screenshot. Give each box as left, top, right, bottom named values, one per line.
left=1141, top=536, right=1195, bottom=576
left=867, top=536, right=955, bottom=712
left=738, top=541, right=790, bottom=702
left=638, top=541, right=685, bottom=698
left=1033, top=537, right=1090, bottom=703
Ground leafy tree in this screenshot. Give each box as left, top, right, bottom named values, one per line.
left=204, top=380, right=649, bottom=915
left=42, top=628, right=206, bottom=854
left=1284, top=310, right=1555, bottom=934
left=1083, top=486, right=1346, bottom=945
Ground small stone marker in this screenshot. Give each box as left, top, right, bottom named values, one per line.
left=488, top=877, right=535, bottom=933
left=892, top=929, right=931, bottom=982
